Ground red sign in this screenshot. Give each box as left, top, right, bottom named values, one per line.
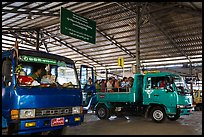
left=51, top=117, right=64, bottom=127
left=99, top=95, right=105, bottom=98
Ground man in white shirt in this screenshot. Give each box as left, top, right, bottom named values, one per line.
left=107, top=77, right=114, bottom=92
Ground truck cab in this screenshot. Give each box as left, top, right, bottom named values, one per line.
left=142, top=72, right=193, bottom=122
left=2, top=49, right=84, bottom=134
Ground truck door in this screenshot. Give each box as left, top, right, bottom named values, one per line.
left=145, top=76, right=177, bottom=108
left=2, top=56, right=13, bottom=119
left=79, top=65, right=96, bottom=110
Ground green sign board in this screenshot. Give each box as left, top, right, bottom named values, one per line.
left=20, top=55, right=57, bottom=65
left=60, top=7, right=96, bottom=44
left=19, top=55, right=67, bottom=67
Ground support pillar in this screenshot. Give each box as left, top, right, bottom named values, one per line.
left=135, top=5, right=141, bottom=74
left=190, top=63, right=193, bottom=94
left=36, top=29, right=40, bottom=51
left=106, top=69, right=108, bottom=80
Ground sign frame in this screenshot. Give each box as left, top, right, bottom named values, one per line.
left=60, top=7, right=96, bottom=44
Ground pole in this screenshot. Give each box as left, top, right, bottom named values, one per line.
left=106, top=69, right=108, bottom=80
left=123, top=67, right=124, bottom=77
left=136, top=4, right=141, bottom=74
left=36, top=29, right=40, bottom=51
left=190, top=63, right=193, bottom=93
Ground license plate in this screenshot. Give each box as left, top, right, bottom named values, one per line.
left=51, top=117, right=64, bottom=127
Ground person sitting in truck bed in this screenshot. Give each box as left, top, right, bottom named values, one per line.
left=120, top=77, right=129, bottom=92
left=100, top=79, right=106, bottom=92
left=128, top=77, right=134, bottom=88
left=107, top=77, right=114, bottom=92
left=95, top=80, right=101, bottom=92
left=113, top=78, right=121, bottom=92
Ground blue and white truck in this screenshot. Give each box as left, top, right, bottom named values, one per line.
left=2, top=49, right=84, bottom=134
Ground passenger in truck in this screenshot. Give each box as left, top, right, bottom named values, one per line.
left=120, top=77, right=129, bottom=92
left=113, top=79, right=121, bottom=92
left=107, top=77, right=114, bottom=92
left=128, top=77, right=134, bottom=88
left=30, top=66, right=45, bottom=83
left=95, top=80, right=101, bottom=92
left=100, top=79, right=106, bottom=92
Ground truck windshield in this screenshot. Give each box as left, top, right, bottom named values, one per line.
left=16, top=55, right=79, bottom=88
left=174, top=76, right=191, bottom=94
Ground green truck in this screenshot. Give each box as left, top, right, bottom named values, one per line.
left=95, top=71, right=193, bottom=123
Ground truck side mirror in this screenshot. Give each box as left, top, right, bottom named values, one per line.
left=177, top=86, right=185, bottom=94
left=166, top=85, right=173, bottom=92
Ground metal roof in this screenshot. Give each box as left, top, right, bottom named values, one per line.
left=2, top=2, right=202, bottom=78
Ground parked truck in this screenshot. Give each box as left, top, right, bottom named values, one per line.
left=193, top=90, right=202, bottom=111
left=94, top=71, right=193, bottom=123
left=2, top=49, right=84, bottom=134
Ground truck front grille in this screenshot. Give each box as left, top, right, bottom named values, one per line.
left=35, top=107, right=72, bottom=118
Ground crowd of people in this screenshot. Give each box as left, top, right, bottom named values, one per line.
left=95, top=76, right=134, bottom=92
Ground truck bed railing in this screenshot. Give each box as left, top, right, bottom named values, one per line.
left=97, top=87, right=132, bottom=93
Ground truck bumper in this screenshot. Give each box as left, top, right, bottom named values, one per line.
left=2, top=116, right=8, bottom=128
left=180, top=108, right=193, bottom=116
left=11, top=114, right=84, bottom=134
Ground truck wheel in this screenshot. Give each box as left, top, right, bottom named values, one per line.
left=48, top=129, right=63, bottom=135
left=150, top=106, right=166, bottom=123
left=83, top=110, right=88, bottom=114
left=96, top=105, right=110, bottom=119
left=7, top=124, right=17, bottom=135
left=167, top=114, right=180, bottom=121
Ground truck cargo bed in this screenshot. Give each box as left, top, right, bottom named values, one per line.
left=96, top=90, right=136, bottom=103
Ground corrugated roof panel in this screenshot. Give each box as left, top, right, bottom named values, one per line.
left=2, top=2, right=202, bottom=76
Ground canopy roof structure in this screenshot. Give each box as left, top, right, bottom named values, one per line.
left=2, top=2, right=202, bottom=79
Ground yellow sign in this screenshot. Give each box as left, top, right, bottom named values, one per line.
left=143, top=70, right=160, bottom=74
left=25, top=122, right=36, bottom=127
left=118, top=57, right=124, bottom=67
left=74, top=117, right=81, bottom=121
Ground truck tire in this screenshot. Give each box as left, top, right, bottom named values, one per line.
left=96, top=105, right=110, bottom=119
left=7, top=124, right=17, bottom=135
left=83, top=110, right=88, bottom=114
left=48, top=129, right=63, bottom=135
left=150, top=106, right=166, bottom=123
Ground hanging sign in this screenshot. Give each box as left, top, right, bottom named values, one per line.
left=60, top=7, right=96, bottom=44
left=118, top=57, right=124, bottom=67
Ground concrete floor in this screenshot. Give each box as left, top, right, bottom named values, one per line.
left=63, top=111, right=202, bottom=135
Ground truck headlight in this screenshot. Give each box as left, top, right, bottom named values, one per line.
left=72, top=107, right=81, bottom=114
left=20, top=109, right=35, bottom=119
left=176, top=105, right=185, bottom=109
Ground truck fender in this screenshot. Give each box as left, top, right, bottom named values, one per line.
left=144, top=104, right=167, bottom=119
left=144, top=105, right=152, bottom=119
left=94, top=102, right=112, bottom=110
